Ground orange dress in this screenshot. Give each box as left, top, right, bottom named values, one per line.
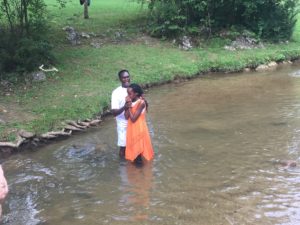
left=126, top=100, right=154, bottom=161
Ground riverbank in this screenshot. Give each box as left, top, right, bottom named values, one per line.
left=1, top=0, right=300, bottom=149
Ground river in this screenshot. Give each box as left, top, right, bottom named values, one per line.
left=2, top=64, right=300, bottom=225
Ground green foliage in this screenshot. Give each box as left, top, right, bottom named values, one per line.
left=0, top=0, right=65, bottom=74
left=143, top=0, right=299, bottom=41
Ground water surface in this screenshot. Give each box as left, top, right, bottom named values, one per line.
left=2, top=64, right=300, bottom=225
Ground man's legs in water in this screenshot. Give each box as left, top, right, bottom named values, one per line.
left=119, top=146, right=126, bottom=158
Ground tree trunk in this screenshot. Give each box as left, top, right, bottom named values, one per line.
left=84, top=0, right=89, bottom=19
left=24, top=0, right=29, bottom=34
left=2, top=0, right=14, bottom=34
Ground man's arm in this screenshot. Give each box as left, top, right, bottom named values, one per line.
left=111, top=106, right=126, bottom=117
left=111, top=93, right=131, bottom=117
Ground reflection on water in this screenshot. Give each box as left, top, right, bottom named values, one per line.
left=2, top=64, right=300, bottom=225
left=118, top=162, right=153, bottom=222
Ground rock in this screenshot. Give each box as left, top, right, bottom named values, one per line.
left=64, top=125, right=83, bottom=131
left=89, top=119, right=102, bottom=126
left=255, top=64, right=269, bottom=72
left=40, top=133, right=57, bottom=139
left=18, top=130, right=35, bottom=139
left=0, top=142, right=17, bottom=148
left=267, top=61, right=278, bottom=68
left=32, top=71, right=46, bottom=82
left=62, top=26, right=73, bottom=32
left=0, top=80, right=11, bottom=89
left=77, top=121, right=90, bottom=128
left=90, top=42, right=102, bottom=48
left=88, top=32, right=97, bottom=37
left=46, top=130, right=72, bottom=137
left=180, top=36, right=193, bottom=51
left=243, top=68, right=251, bottom=72
left=225, top=36, right=264, bottom=51
left=224, top=45, right=236, bottom=51
left=16, top=135, right=25, bottom=147
left=0, top=135, right=24, bottom=149
left=115, top=31, right=121, bottom=38
left=80, top=32, right=90, bottom=39
left=63, top=26, right=80, bottom=45
left=66, top=120, right=86, bottom=129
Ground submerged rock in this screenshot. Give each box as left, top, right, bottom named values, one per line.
left=289, top=70, right=300, bottom=77
left=279, top=160, right=297, bottom=168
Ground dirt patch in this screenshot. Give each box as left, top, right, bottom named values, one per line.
left=0, top=102, right=36, bottom=125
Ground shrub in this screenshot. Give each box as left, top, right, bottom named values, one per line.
left=143, top=0, right=299, bottom=41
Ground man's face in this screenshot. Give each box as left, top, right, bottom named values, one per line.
left=120, top=72, right=130, bottom=88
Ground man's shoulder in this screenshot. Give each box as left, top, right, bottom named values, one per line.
left=112, top=86, right=122, bottom=95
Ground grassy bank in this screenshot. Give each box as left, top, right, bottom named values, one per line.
left=1, top=0, right=300, bottom=141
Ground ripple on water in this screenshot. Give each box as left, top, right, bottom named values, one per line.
left=289, top=70, right=300, bottom=77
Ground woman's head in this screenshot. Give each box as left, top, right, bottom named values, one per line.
left=127, top=83, right=143, bottom=100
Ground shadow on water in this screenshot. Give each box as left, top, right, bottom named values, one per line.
left=2, top=63, right=300, bottom=224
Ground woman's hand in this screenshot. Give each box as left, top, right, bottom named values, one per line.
left=125, top=96, right=132, bottom=109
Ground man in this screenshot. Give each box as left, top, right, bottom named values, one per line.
left=111, top=70, right=131, bottom=158
left=0, top=165, right=8, bottom=219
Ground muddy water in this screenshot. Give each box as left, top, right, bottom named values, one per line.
left=2, top=64, right=300, bottom=225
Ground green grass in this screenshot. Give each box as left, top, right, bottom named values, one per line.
left=1, top=0, right=300, bottom=140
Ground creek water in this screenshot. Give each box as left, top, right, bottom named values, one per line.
left=2, top=64, right=300, bottom=225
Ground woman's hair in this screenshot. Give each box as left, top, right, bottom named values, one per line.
left=129, top=83, right=143, bottom=97
left=129, top=83, right=148, bottom=110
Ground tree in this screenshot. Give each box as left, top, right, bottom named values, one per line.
left=84, top=0, right=89, bottom=19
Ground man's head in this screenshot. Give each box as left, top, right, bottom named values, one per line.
left=118, top=70, right=130, bottom=88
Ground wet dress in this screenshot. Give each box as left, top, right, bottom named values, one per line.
left=125, top=100, right=154, bottom=161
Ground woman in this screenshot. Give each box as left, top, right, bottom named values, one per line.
left=125, top=83, right=154, bottom=163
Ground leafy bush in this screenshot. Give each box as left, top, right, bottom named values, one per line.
left=144, top=0, right=299, bottom=41
left=0, top=0, right=65, bottom=75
